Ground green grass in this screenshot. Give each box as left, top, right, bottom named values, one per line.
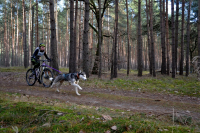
left=0, top=67, right=27, bottom=72
left=83, top=73, right=200, bottom=97
left=0, top=92, right=198, bottom=133
left=1, top=66, right=200, bottom=97
left=0, top=66, right=69, bottom=73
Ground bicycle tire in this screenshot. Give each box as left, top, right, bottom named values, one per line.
left=26, top=68, right=36, bottom=86
left=41, top=68, right=53, bottom=87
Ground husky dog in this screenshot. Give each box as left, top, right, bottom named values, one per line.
left=50, top=71, right=87, bottom=95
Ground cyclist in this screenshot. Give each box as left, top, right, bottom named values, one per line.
left=31, top=43, right=51, bottom=83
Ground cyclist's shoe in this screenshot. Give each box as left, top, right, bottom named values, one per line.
left=29, top=75, right=34, bottom=79
left=29, top=71, right=35, bottom=79
left=38, top=79, right=42, bottom=84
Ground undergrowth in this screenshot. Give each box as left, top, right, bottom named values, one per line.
left=0, top=67, right=26, bottom=72
left=84, top=74, right=200, bottom=97
left=0, top=92, right=197, bottom=133
left=0, top=67, right=199, bottom=97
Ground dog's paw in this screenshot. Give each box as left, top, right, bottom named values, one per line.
left=56, top=89, right=60, bottom=92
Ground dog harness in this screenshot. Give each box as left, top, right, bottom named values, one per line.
left=63, top=73, right=79, bottom=81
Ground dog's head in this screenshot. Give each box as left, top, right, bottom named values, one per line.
left=78, top=71, right=87, bottom=81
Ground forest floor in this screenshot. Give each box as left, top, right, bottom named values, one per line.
left=0, top=68, right=200, bottom=131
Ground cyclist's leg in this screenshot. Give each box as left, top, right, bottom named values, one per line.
left=34, top=63, right=41, bottom=83
left=32, top=59, right=40, bottom=74
left=31, top=58, right=37, bottom=73
left=33, top=63, right=40, bottom=71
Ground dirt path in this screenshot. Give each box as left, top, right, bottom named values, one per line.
left=0, top=72, right=200, bottom=122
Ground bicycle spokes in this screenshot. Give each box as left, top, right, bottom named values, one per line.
left=42, top=68, right=53, bottom=87
left=26, top=69, right=36, bottom=86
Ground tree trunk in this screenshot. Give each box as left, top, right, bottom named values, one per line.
left=150, top=0, right=156, bottom=77
left=31, top=5, right=34, bottom=57
left=114, top=0, right=118, bottom=78
left=1, top=39, right=3, bottom=65
left=145, top=39, right=148, bottom=71
left=82, top=0, right=90, bottom=77
left=137, top=0, right=143, bottom=76
left=179, top=0, right=184, bottom=75
left=78, top=2, right=82, bottom=69
left=138, top=0, right=143, bottom=76
left=13, top=19, right=15, bottom=66
left=55, top=0, right=58, bottom=49
left=160, top=0, right=163, bottom=71
left=47, top=9, right=50, bottom=55
left=7, top=11, right=10, bottom=66
left=21, top=39, right=23, bottom=66
left=36, top=0, right=39, bottom=47
left=161, top=0, right=166, bottom=74
left=186, top=0, right=191, bottom=76
left=118, top=36, right=121, bottom=70
left=90, top=0, right=110, bottom=75
left=4, top=3, right=9, bottom=67
left=11, top=2, right=14, bottom=66
left=175, top=0, right=179, bottom=73
left=126, top=0, right=130, bottom=76
left=23, top=0, right=28, bottom=68
left=42, top=3, right=45, bottom=43
left=198, top=0, right=200, bottom=63
left=29, top=0, right=32, bottom=65
left=65, top=3, right=69, bottom=67
left=166, top=0, right=170, bottom=75
left=146, top=0, right=151, bottom=74
left=111, top=0, right=118, bottom=79
left=137, top=0, right=143, bottom=77
left=69, top=0, right=75, bottom=73
left=16, top=0, right=19, bottom=66
left=98, top=0, right=102, bottom=78
left=90, top=12, right=94, bottom=70
left=73, top=0, right=78, bottom=72
left=107, top=9, right=110, bottom=71
left=171, top=0, right=175, bottom=78
left=49, top=0, right=59, bottom=75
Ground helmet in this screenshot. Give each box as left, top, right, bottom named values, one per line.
left=39, top=43, right=45, bottom=47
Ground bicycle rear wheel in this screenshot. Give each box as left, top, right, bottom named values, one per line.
left=41, top=68, right=53, bottom=87
left=26, top=68, right=36, bottom=86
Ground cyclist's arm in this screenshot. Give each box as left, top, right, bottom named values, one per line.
left=32, top=49, right=39, bottom=58
left=44, top=52, right=50, bottom=60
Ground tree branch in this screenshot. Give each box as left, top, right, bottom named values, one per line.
left=89, top=23, right=98, bottom=34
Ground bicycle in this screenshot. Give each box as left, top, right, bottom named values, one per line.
left=26, top=60, right=55, bottom=87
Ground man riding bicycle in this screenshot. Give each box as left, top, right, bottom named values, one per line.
left=31, top=43, right=51, bottom=83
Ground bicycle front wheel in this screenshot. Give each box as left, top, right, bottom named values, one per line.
left=26, top=68, right=36, bottom=86
left=41, top=68, right=53, bottom=87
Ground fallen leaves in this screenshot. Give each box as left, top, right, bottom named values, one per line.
left=42, top=123, right=51, bottom=127
left=101, top=114, right=112, bottom=121
left=111, top=125, right=117, bottom=130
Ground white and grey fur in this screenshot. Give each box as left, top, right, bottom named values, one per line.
left=50, top=71, right=87, bottom=95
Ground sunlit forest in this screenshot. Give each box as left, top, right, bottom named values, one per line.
left=0, top=0, right=199, bottom=78
left=1, top=0, right=200, bottom=132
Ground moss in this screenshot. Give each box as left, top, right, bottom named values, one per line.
left=0, top=93, right=197, bottom=133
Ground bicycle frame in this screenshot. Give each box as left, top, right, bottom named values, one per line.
left=38, top=60, right=62, bottom=74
